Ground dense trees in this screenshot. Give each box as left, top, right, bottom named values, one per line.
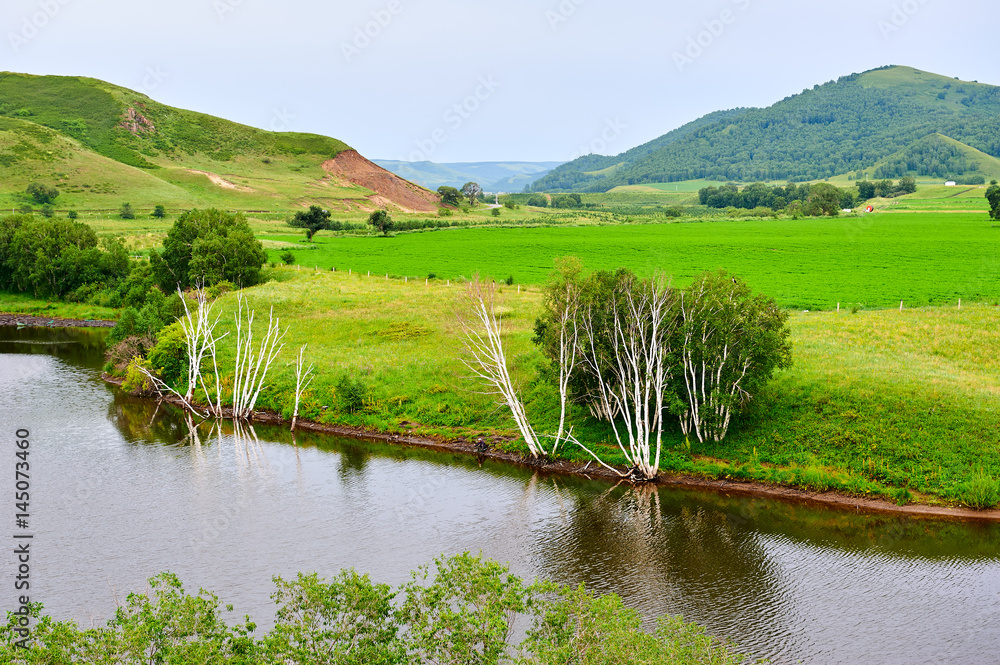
left=527, top=194, right=549, bottom=208
left=150, top=209, right=266, bottom=290
left=531, top=264, right=791, bottom=477
left=532, top=68, right=1000, bottom=192
left=0, top=214, right=129, bottom=298
left=288, top=205, right=332, bottom=241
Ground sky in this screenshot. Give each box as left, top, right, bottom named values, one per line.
left=0, top=0, right=995, bottom=164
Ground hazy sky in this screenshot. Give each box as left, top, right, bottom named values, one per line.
left=1, top=0, right=995, bottom=163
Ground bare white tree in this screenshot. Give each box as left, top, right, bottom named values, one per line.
left=577, top=274, right=677, bottom=480
left=177, top=286, right=227, bottom=403
left=231, top=293, right=287, bottom=420
left=290, top=344, right=315, bottom=431
left=549, top=279, right=581, bottom=455
left=459, top=277, right=544, bottom=459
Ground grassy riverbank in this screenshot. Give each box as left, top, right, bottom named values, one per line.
left=130, top=267, right=999, bottom=509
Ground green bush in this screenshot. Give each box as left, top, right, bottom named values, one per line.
left=146, top=322, right=188, bottom=388
left=959, top=473, right=999, bottom=509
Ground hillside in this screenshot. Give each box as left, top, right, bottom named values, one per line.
left=373, top=159, right=563, bottom=192
left=531, top=66, right=1000, bottom=192
left=0, top=72, right=438, bottom=212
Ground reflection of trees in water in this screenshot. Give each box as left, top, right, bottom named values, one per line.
left=108, top=392, right=189, bottom=444
left=337, top=441, right=370, bottom=479
left=530, top=482, right=786, bottom=637
left=0, top=326, right=109, bottom=369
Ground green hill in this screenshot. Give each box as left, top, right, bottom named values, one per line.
left=0, top=72, right=438, bottom=213
left=531, top=66, right=1000, bottom=192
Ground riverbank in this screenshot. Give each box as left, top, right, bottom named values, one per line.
left=7, top=268, right=1000, bottom=514
left=99, top=373, right=1000, bottom=523
left=0, top=313, right=115, bottom=328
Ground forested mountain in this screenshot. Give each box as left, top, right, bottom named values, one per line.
left=531, top=66, right=1000, bottom=192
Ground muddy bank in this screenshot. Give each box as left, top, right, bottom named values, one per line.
left=0, top=314, right=116, bottom=328
left=101, top=375, right=1000, bottom=524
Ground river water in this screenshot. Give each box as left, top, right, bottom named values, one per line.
left=0, top=326, right=998, bottom=664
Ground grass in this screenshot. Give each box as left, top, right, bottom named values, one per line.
left=261, top=211, right=1000, bottom=310
left=0, top=291, right=119, bottom=320
left=134, top=266, right=1000, bottom=508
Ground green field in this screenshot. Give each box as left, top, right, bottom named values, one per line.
left=263, top=211, right=1000, bottom=310
left=107, top=265, right=997, bottom=508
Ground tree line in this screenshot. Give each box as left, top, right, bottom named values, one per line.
left=696, top=177, right=918, bottom=214
left=1, top=553, right=754, bottom=664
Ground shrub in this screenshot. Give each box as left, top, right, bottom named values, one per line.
left=146, top=322, right=188, bottom=388
left=280, top=250, right=296, bottom=265
left=335, top=374, right=368, bottom=414
left=959, top=473, right=999, bottom=509
left=491, top=207, right=500, bottom=217
left=121, top=357, right=155, bottom=394
left=120, top=202, right=136, bottom=219
left=67, top=210, right=78, bottom=219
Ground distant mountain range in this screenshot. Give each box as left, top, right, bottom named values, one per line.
left=373, top=160, right=563, bottom=192
left=0, top=72, right=439, bottom=212
left=531, top=66, right=1000, bottom=192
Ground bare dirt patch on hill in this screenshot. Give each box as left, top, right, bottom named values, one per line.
left=323, top=150, right=439, bottom=213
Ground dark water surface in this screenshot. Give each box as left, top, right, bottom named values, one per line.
left=1, top=326, right=998, bottom=664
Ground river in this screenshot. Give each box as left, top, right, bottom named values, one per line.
left=0, top=326, right=998, bottom=663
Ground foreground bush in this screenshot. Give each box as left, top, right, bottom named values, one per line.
left=1, top=553, right=760, bottom=664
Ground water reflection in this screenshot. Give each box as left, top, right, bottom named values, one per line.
left=3, top=326, right=999, bottom=664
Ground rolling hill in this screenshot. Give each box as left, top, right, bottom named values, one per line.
left=0, top=72, right=439, bottom=213
left=372, top=159, right=563, bottom=192
left=531, top=66, right=1000, bottom=192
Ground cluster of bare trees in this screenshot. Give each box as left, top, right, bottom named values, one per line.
left=461, top=264, right=791, bottom=481
left=137, top=287, right=313, bottom=430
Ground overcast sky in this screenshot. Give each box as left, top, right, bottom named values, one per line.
left=1, top=0, right=995, bottom=163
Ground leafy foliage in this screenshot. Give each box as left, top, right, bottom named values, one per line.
left=461, top=182, right=483, bottom=206
left=534, top=264, right=791, bottom=445
left=987, top=183, right=1000, bottom=220
left=532, top=66, right=1000, bottom=191
left=368, top=209, right=394, bottom=236
left=0, top=214, right=129, bottom=298
left=150, top=209, right=266, bottom=290
left=0, top=555, right=755, bottom=664
left=288, top=205, right=332, bottom=241
left=437, top=186, right=463, bottom=206
left=25, top=182, right=58, bottom=204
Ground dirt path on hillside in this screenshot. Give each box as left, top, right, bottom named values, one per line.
left=188, top=170, right=255, bottom=192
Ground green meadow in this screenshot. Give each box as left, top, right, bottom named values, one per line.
left=147, top=266, right=1000, bottom=508
left=264, top=210, right=1000, bottom=310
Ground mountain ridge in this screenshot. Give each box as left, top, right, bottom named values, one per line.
left=531, top=66, right=1000, bottom=192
